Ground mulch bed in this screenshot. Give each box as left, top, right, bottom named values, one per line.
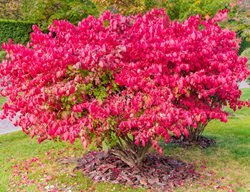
left=170, top=135, right=216, bottom=149
left=73, top=151, right=198, bottom=191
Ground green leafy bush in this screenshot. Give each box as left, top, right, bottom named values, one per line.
left=0, top=19, right=33, bottom=49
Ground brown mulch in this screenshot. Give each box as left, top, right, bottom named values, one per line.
left=73, top=151, right=198, bottom=191
left=170, top=135, right=216, bottom=149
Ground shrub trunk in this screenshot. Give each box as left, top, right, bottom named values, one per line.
left=187, top=123, right=207, bottom=142
left=110, top=135, right=151, bottom=167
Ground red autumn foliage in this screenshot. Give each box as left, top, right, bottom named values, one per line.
left=0, top=9, right=249, bottom=164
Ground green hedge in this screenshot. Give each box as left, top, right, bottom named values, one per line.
left=0, top=19, right=33, bottom=49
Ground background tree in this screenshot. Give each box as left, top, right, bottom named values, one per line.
left=21, top=0, right=99, bottom=30
left=0, top=0, right=22, bottom=20
left=92, top=0, right=147, bottom=15
left=221, top=0, right=250, bottom=54
left=92, top=0, right=231, bottom=18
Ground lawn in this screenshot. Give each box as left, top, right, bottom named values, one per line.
left=0, top=89, right=249, bottom=192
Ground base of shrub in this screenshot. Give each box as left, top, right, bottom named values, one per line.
left=170, top=136, right=216, bottom=148
left=74, top=151, right=198, bottom=190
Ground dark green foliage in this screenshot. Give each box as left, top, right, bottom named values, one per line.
left=0, top=19, right=33, bottom=49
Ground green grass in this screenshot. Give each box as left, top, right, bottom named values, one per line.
left=0, top=89, right=250, bottom=191
left=0, top=133, right=143, bottom=192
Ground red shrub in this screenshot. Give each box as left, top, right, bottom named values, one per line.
left=0, top=9, right=249, bottom=166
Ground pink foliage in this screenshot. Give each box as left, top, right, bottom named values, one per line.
left=0, top=9, right=249, bottom=153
